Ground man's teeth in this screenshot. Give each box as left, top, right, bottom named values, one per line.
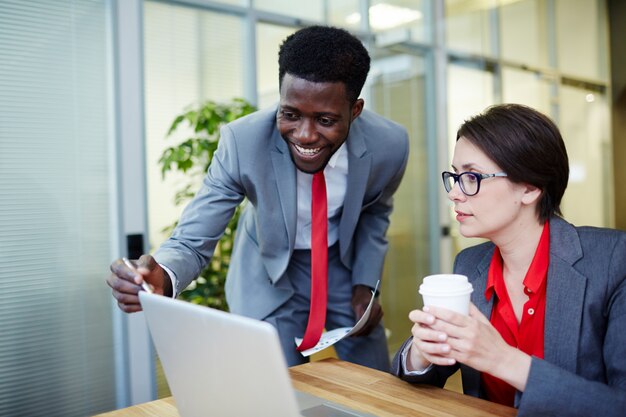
left=295, top=144, right=321, bottom=155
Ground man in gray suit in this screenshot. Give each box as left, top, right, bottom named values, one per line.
left=108, top=26, right=409, bottom=371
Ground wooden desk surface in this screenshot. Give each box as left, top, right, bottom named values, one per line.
left=94, top=358, right=516, bottom=417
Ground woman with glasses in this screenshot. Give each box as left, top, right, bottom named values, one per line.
left=391, top=104, right=626, bottom=416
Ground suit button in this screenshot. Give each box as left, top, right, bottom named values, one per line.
left=527, top=308, right=535, bottom=315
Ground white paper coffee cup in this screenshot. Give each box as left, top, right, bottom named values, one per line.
left=419, top=274, right=473, bottom=315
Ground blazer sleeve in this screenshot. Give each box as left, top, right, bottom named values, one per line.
left=351, top=129, right=409, bottom=290
left=518, top=234, right=626, bottom=417
left=390, top=336, right=460, bottom=387
left=153, top=125, right=245, bottom=293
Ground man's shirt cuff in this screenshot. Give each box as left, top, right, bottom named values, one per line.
left=159, top=263, right=178, bottom=298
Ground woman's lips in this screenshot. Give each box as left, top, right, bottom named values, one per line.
left=455, top=210, right=472, bottom=221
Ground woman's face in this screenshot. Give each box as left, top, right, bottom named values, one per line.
left=448, top=136, right=534, bottom=242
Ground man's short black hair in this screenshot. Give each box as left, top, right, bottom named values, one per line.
left=278, top=25, right=371, bottom=104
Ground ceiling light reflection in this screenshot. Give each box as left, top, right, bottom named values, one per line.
left=346, top=3, right=422, bottom=31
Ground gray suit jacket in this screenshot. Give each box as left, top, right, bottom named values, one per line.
left=154, top=106, right=409, bottom=320
left=391, top=216, right=626, bottom=416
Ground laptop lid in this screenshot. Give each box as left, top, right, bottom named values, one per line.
left=139, top=292, right=376, bottom=417
left=139, top=291, right=302, bottom=417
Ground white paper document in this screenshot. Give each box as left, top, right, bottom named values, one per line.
left=295, top=280, right=380, bottom=357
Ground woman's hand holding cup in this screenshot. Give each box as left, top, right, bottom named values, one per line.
left=406, top=274, right=475, bottom=370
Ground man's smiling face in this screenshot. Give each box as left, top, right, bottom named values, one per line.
left=277, top=73, right=363, bottom=174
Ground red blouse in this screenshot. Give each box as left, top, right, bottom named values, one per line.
left=481, top=221, right=550, bottom=406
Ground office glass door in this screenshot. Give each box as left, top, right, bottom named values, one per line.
left=369, top=54, right=430, bottom=354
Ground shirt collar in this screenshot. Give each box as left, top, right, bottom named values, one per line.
left=485, top=221, right=551, bottom=301
left=326, top=142, right=347, bottom=169
left=523, top=221, right=550, bottom=293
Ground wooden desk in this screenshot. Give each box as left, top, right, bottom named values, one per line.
left=94, top=358, right=516, bottom=417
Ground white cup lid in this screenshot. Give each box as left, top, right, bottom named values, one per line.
left=419, top=274, right=473, bottom=295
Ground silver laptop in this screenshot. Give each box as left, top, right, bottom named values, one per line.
left=139, top=292, right=376, bottom=417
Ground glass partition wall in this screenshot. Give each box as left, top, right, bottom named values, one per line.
left=444, top=0, right=612, bottom=255
left=369, top=54, right=430, bottom=352
left=142, top=0, right=612, bottom=398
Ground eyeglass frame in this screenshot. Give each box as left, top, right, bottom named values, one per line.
left=441, top=171, right=508, bottom=196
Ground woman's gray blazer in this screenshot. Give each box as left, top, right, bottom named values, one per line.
left=391, top=216, right=626, bottom=417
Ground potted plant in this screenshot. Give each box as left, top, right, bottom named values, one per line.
left=158, top=98, right=256, bottom=310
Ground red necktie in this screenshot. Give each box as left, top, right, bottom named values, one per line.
left=297, top=171, right=328, bottom=351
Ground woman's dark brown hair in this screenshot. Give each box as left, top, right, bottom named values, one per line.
left=457, top=103, right=569, bottom=223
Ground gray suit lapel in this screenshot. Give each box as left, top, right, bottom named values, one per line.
left=471, top=249, right=494, bottom=317
left=270, top=128, right=297, bottom=252
left=544, top=217, right=586, bottom=372
left=339, top=131, right=371, bottom=257
left=465, top=249, right=494, bottom=396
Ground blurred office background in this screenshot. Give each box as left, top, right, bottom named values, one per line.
left=1, top=0, right=624, bottom=415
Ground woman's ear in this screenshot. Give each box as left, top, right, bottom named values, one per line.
left=521, top=184, right=542, bottom=206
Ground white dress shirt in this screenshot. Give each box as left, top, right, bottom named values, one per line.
left=294, top=142, right=347, bottom=249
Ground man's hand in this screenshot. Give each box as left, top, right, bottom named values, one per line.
left=106, top=254, right=173, bottom=313
left=350, top=284, right=383, bottom=337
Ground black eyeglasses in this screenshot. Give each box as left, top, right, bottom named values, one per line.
left=442, top=171, right=508, bottom=196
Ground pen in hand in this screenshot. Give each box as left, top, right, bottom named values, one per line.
left=122, top=257, right=154, bottom=294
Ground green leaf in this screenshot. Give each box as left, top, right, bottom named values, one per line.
left=166, top=115, right=185, bottom=136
